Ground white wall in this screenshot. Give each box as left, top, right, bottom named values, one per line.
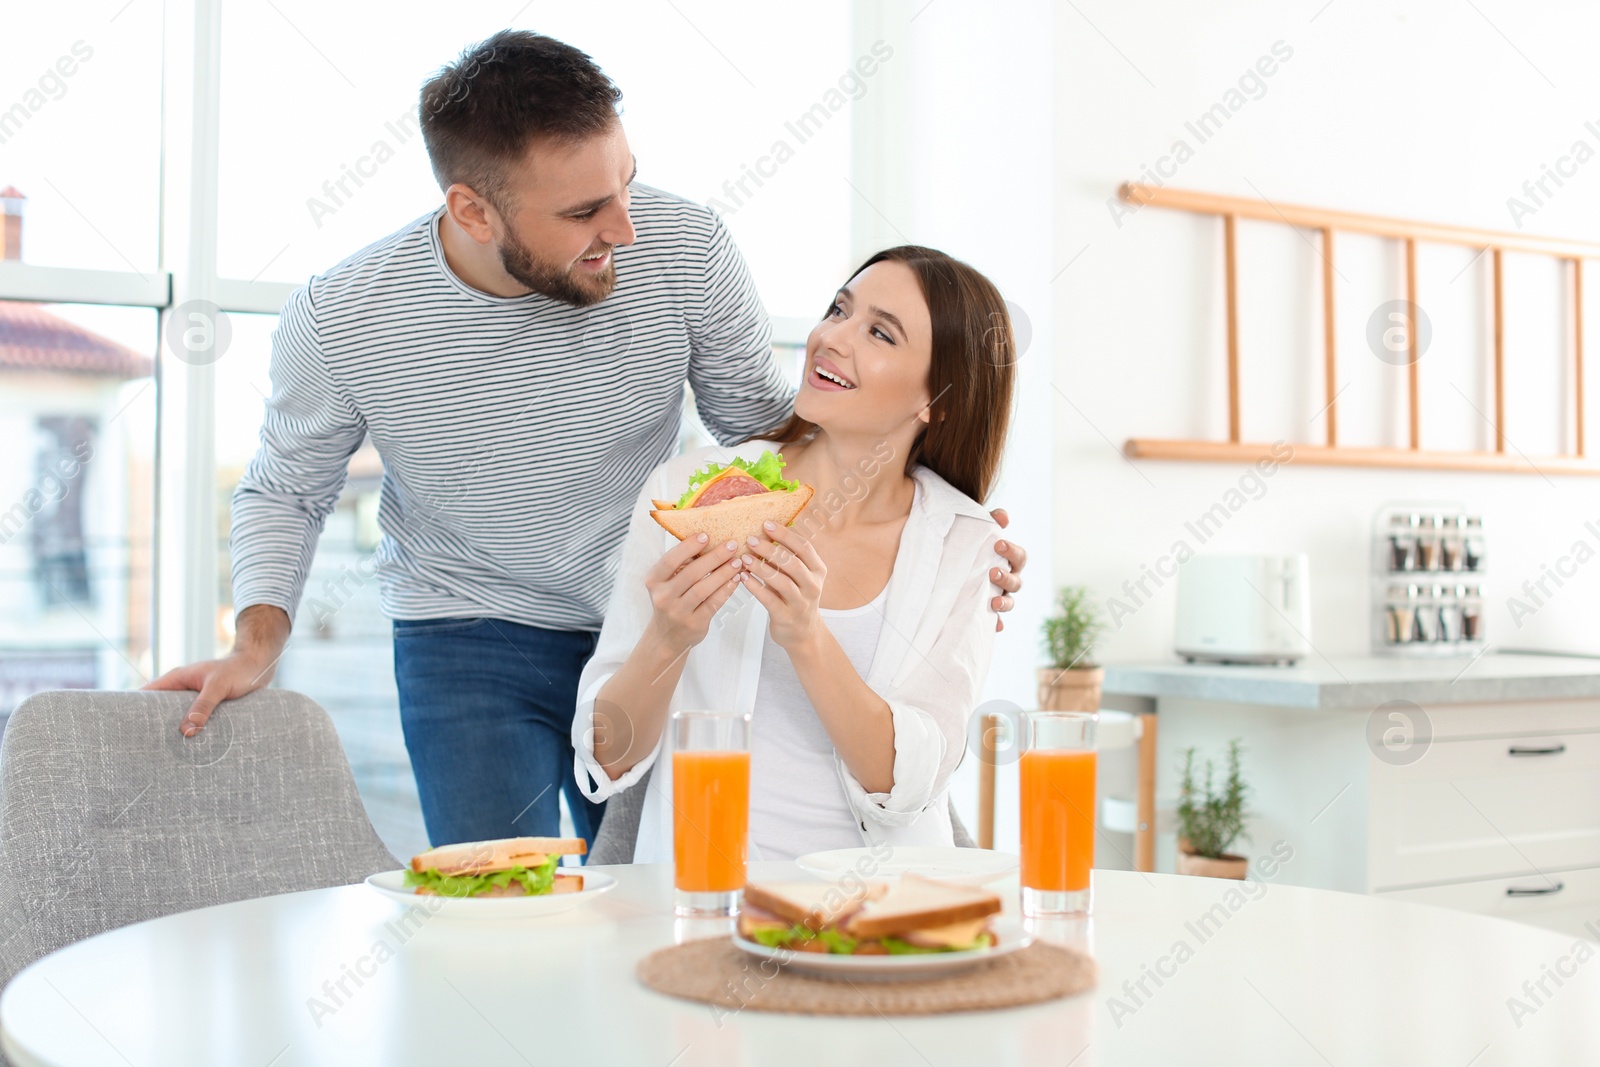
left=1054, top=0, right=1600, bottom=665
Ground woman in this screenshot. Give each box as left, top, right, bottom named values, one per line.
left=571, top=245, right=1015, bottom=861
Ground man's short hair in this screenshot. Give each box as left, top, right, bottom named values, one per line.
left=419, top=30, right=622, bottom=211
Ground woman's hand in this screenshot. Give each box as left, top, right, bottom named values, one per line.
left=739, top=520, right=827, bottom=650
left=645, top=533, right=743, bottom=653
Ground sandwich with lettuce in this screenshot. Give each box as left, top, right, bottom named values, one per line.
left=405, top=836, right=587, bottom=898
left=650, top=451, right=814, bottom=545
left=738, top=874, right=1001, bottom=955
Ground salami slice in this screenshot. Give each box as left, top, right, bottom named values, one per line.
left=691, top=471, right=769, bottom=507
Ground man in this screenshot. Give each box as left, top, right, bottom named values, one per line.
left=148, top=30, right=1026, bottom=847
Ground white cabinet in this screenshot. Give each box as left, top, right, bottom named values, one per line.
left=1378, top=867, right=1600, bottom=938
left=1369, top=727, right=1600, bottom=890
left=1136, top=691, right=1600, bottom=939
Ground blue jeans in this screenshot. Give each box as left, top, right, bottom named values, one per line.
left=393, top=618, right=605, bottom=849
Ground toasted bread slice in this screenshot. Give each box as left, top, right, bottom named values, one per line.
left=551, top=873, right=585, bottom=894
left=843, top=875, right=1001, bottom=940
left=412, top=836, right=587, bottom=875
left=742, top=879, right=888, bottom=932
left=650, top=485, right=814, bottom=547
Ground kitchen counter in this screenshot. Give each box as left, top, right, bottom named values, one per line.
left=1102, top=652, right=1600, bottom=932
left=1102, top=651, right=1600, bottom=710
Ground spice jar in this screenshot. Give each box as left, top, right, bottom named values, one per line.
left=1440, top=515, right=1466, bottom=572
left=1389, top=514, right=1419, bottom=572
left=1415, top=585, right=1442, bottom=642
left=1459, top=584, right=1484, bottom=641
left=1383, top=584, right=1405, bottom=643
left=1417, top=515, right=1442, bottom=571
left=1439, top=587, right=1463, bottom=642
left=1387, top=584, right=1420, bottom=644
left=1463, top=517, right=1486, bottom=572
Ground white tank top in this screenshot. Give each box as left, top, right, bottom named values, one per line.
left=747, top=583, right=889, bottom=861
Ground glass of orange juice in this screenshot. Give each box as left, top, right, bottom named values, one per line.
left=1019, top=710, right=1097, bottom=916
left=671, top=710, right=751, bottom=916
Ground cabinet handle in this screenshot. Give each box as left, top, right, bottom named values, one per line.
left=1506, top=882, right=1565, bottom=897
left=1508, top=743, right=1567, bottom=756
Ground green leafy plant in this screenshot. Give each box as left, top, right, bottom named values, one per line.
left=1041, top=586, right=1105, bottom=669
left=1177, top=739, right=1250, bottom=859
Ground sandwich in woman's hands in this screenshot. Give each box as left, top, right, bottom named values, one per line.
left=739, top=875, right=1002, bottom=954
left=650, top=451, right=814, bottom=546
left=405, top=836, right=587, bottom=898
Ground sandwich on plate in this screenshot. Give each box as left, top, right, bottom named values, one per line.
left=739, top=874, right=1002, bottom=955
left=404, top=837, right=587, bottom=898
left=650, top=451, right=814, bottom=545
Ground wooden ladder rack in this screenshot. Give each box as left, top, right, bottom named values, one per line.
left=1120, top=183, right=1600, bottom=476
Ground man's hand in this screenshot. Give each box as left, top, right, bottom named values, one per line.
left=989, top=508, right=1027, bottom=632
left=144, top=604, right=292, bottom=735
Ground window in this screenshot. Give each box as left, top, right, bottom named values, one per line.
left=0, top=301, right=157, bottom=721
left=0, top=5, right=163, bottom=273
left=1, top=5, right=164, bottom=723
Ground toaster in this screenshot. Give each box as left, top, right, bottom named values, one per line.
left=1174, top=554, right=1312, bottom=665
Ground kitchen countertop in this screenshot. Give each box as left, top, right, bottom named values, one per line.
left=1102, top=652, right=1600, bottom=709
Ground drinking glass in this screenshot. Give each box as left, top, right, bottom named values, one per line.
left=1019, top=711, right=1097, bottom=916
left=671, top=710, right=751, bottom=916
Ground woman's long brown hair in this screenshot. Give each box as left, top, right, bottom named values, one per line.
left=755, top=246, right=1017, bottom=503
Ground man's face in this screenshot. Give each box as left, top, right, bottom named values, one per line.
left=493, top=122, right=637, bottom=307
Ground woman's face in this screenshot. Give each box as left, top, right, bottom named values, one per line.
left=794, top=260, right=934, bottom=440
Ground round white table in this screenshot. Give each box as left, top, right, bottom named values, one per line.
left=4, top=862, right=1597, bottom=1066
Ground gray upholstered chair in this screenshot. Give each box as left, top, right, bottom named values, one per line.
left=0, top=689, right=400, bottom=991
left=589, top=763, right=977, bottom=864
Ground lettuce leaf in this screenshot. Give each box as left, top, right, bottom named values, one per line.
left=748, top=923, right=857, bottom=954
left=747, top=924, right=992, bottom=955
left=749, top=924, right=806, bottom=948
left=816, top=928, right=859, bottom=954
left=403, top=854, right=561, bottom=898
left=673, top=451, right=799, bottom=508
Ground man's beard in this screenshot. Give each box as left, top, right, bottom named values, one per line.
left=498, top=229, right=616, bottom=308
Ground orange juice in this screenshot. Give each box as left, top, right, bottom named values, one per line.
left=1019, top=749, right=1096, bottom=892
left=672, top=750, right=750, bottom=892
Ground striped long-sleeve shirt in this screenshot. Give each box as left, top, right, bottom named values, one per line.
left=230, top=184, right=796, bottom=632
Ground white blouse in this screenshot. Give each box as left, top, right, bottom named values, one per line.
left=571, top=439, right=1001, bottom=863
left=747, top=584, right=895, bottom=862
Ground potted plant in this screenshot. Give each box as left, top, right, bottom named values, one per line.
left=1176, top=739, right=1250, bottom=879
left=1038, top=586, right=1106, bottom=711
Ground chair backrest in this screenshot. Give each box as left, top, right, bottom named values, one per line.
left=0, top=689, right=399, bottom=989
left=587, top=763, right=977, bottom=863
left=589, top=766, right=649, bottom=865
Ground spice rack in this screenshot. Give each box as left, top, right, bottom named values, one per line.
left=1372, top=502, right=1486, bottom=657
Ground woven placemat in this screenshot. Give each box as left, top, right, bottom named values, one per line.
left=637, top=937, right=1096, bottom=1016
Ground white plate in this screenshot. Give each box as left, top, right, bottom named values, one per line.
left=795, top=846, right=1019, bottom=886
left=732, top=915, right=1031, bottom=980
left=364, top=868, right=615, bottom=919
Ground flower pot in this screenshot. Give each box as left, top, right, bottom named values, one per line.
left=1176, top=842, right=1248, bottom=880
left=1037, top=666, right=1104, bottom=712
